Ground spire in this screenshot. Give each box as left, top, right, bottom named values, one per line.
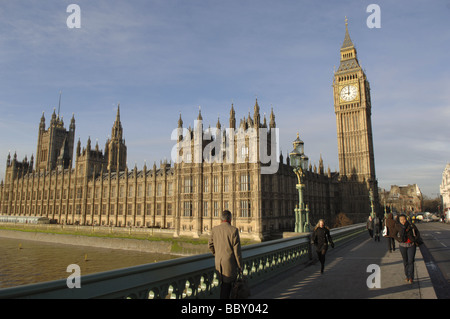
left=51, top=108, right=57, bottom=124
left=253, top=98, right=260, bottom=127
left=254, top=98, right=260, bottom=114
left=57, top=90, right=62, bottom=119
left=229, top=103, right=236, bottom=129
left=197, top=106, right=203, bottom=121
left=319, top=154, right=324, bottom=175
left=341, top=16, right=354, bottom=49
left=70, top=113, right=75, bottom=131
left=269, top=107, right=276, bottom=128
left=216, top=116, right=221, bottom=130
left=338, top=17, right=359, bottom=71
left=111, top=104, right=123, bottom=140
left=116, top=103, right=121, bottom=122
left=40, top=111, right=46, bottom=130
left=76, top=138, right=81, bottom=157
left=178, top=113, right=183, bottom=128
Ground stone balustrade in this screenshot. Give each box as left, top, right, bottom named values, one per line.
left=0, top=223, right=364, bottom=299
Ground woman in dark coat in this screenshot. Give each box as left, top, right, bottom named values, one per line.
left=311, top=219, right=334, bottom=274
left=395, top=214, right=421, bottom=284
left=383, top=213, right=397, bottom=252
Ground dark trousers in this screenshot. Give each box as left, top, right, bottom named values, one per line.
left=386, top=237, right=396, bottom=251
left=374, top=230, right=380, bottom=242
left=220, top=282, right=232, bottom=299
left=367, top=229, right=373, bottom=238
left=316, top=244, right=328, bottom=272
left=399, top=245, right=416, bottom=280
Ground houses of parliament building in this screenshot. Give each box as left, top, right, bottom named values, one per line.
left=0, top=20, right=378, bottom=241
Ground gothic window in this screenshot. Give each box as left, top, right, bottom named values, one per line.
left=183, top=201, right=192, bottom=217
left=213, top=201, right=219, bottom=217
left=240, top=174, right=249, bottom=191
left=156, top=203, right=161, bottom=215
left=184, top=177, right=192, bottom=194
left=240, top=200, right=250, bottom=218
left=203, top=201, right=208, bottom=217
left=204, top=177, right=209, bottom=193
left=156, top=183, right=162, bottom=196
left=213, top=176, right=219, bottom=193
left=223, top=175, right=229, bottom=192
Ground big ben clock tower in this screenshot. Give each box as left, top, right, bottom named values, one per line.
left=333, top=18, right=379, bottom=220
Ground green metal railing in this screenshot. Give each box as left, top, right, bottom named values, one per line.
left=0, top=223, right=365, bottom=299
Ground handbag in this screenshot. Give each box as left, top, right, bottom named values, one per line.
left=230, top=272, right=250, bottom=299
left=412, top=226, right=424, bottom=246
left=382, top=223, right=388, bottom=237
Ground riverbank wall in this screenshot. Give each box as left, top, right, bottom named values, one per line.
left=0, top=223, right=213, bottom=256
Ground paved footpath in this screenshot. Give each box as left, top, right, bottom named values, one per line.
left=251, top=232, right=437, bottom=299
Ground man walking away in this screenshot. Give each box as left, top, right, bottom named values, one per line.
left=373, top=215, right=381, bottom=242
left=208, top=210, right=243, bottom=299
left=384, top=213, right=397, bottom=252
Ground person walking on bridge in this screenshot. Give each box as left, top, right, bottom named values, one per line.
left=395, top=214, right=420, bottom=284
left=311, top=219, right=334, bottom=274
left=373, top=215, right=381, bottom=242
left=208, top=210, right=243, bottom=299
left=383, top=213, right=397, bottom=252
left=366, top=215, right=374, bottom=238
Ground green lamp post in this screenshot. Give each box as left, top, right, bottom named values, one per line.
left=289, top=133, right=310, bottom=233
left=369, top=188, right=375, bottom=218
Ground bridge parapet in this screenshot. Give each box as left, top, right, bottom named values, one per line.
left=0, top=223, right=365, bottom=299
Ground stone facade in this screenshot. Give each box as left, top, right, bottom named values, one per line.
left=440, top=163, right=450, bottom=212
left=332, top=18, right=379, bottom=220
left=0, top=101, right=339, bottom=241
left=379, top=184, right=423, bottom=215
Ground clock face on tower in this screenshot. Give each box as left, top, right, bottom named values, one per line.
left=340, top=85, right=358, bottom=102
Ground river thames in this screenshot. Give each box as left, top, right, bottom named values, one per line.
left=0, top=237, right=179, bottom=289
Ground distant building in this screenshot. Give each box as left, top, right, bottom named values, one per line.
left=440, top=163, right=450, bottom=212
left=379, top=184, right=423, bottom=215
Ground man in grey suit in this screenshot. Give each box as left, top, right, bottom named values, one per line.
left=208, top=210, right=243, bottom=299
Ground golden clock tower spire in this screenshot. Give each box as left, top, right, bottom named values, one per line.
left=333, top=17, right=379, bottom=220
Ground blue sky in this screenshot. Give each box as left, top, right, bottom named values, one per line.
left=0, top=0, right=449, bottom=197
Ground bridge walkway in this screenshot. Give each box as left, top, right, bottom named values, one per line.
left=251, top=232, right=436, bottom=299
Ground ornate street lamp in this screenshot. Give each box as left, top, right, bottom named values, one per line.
left=289, top=133, right=310, bottom=233
left=369, top=188, right=375, bottom=218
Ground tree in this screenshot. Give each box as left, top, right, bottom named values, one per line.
left=333, top=212, right=353, bottom=228
left=422, top=195, right=441, bottom=213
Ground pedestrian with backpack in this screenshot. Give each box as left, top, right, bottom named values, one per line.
left=395, top=214, right=422, bottom=284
